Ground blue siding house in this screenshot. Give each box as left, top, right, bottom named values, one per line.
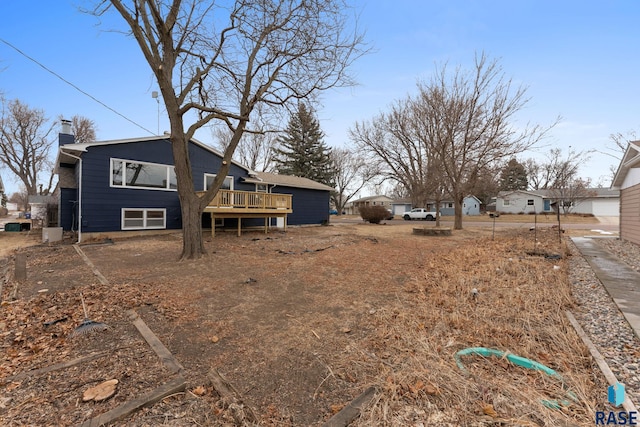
left=55, top=127, right=332, bottom=240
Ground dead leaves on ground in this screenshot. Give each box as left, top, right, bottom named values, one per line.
left=82, top=379, right=119, bottom=402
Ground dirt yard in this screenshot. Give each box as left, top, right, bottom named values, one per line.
left=1, top=222, right=608, bottom=426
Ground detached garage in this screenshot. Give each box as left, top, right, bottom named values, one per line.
left=612, top=141, right=640, bottom=246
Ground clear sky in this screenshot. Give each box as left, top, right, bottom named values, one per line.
left=1, top=1, right=638, bottom=196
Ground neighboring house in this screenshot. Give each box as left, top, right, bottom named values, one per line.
left=496, top=190, right=548, bottom=214
left=424, top=196, right=482, bottom=216
left=611, top=141, right=640, bottom=246
left=461, top=195, right=482, bottom=216
left=345, top=195, right=394, bottom=215
left=495, top=189, right=619, bottom=216
left=389, top=196, right=481, bottom=216
left=55, top=128, right=333, bottom=240
left=390, top=198, right=413, bottom=215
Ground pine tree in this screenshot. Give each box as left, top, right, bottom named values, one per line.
left=272, top=103, right=334, bottom=186
left=498, top=158, right=528, bottom=191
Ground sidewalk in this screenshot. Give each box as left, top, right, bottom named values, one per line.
left=572, top=237, right=640, bottom=340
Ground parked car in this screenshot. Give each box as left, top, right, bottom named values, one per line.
left=385, top=210, right=394, bottom=220
left=403, top=208, right=437, bottom=221
left=329, top=209, right=338, bottom=215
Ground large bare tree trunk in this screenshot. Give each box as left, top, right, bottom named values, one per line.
left=171, top=128, right=207, bottom=260
left=179, top=194, right=205, bottom=260
left=453, top=194, right=464, bottom=230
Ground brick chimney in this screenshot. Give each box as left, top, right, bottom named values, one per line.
left=58, top=119, right=75, bottom=146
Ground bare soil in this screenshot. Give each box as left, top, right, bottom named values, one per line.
left=1, top=222, right=607, bottom=426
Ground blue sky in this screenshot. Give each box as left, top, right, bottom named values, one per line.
left=1, top=1, right=638, bottom=195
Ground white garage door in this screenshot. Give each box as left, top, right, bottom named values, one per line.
left=592, top=200, right=619, bottom=216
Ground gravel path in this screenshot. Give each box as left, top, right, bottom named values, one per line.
left=568, top=237, right=640, bottom=405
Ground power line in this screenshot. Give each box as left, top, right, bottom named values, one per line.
left=0, top=37, right=155, bottom=135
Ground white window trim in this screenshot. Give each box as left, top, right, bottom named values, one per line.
left=204, top=173, right=234, bottom=191
left=503, top=199, right=511, bottom=206
left=110, top=158, right=177, bottom=191
left=121, top=208, right=167, bottom=230
left=256, top=183, right=269, bottom=193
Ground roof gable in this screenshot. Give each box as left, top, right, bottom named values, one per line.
left=612, top=141, right=640, bottom=188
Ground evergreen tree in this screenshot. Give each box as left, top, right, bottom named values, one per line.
left=272, top=103, right=334, bottom=186
left=498, top=158, right=529, bottom=191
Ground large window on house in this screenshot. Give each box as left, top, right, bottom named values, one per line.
left=121, top=208, right=166, bottom=230
left=111, top=159, right=177, bottom=190
left=204, top=174, right=233, bottom=190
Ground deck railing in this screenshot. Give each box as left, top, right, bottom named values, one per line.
left=198, top=189, right=292, bottom=211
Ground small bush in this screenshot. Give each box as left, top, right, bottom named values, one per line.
left=359, top=205, right=390, bottom=224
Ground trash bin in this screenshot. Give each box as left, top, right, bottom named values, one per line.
left=4, top=222, right=21, bottom=232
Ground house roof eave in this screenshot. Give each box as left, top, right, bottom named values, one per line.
left=57, top=135, right=254, bottom=174
left=612, top=141, right=640, bottom=189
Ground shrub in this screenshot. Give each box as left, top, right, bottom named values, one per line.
left=359, top=205, right=390, bottom=224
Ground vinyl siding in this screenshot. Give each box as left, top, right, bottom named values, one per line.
left=281, top=186, right=329, bottom=225
left=620, top=183, right=640, bottom=246
left=59, top=188, right=77, bottom=231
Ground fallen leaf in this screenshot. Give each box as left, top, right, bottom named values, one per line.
left=6, top=382, right=20, bottom=392
left=482, top=403, right=498, bottom=417
left=330, top=404, right=344, bottom=414
left=408, top=380, right=424, bottom=394
left=211, top=335, right=219, bottom=343
left=424, top=384, right=438, bottom=395
left=192, top=385, right=206, bottom=396
left=83, top=379, right=118, bottom=402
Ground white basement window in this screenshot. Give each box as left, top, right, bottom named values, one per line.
left=122, top=208, right=166, bottom=230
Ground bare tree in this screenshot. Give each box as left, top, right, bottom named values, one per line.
left=329, top=147, right=377, bottom=215
left=9, top=189, right=29, bottom=211
left=68, top=115, right=97, bottom=144
left=350, top=99, right=435, bottom=208
left=604, top=130, right=637, bottom=180
left=525, top=147, right=591, bottom=190
left=548, top=177, right=595, bottom=215
left=212, top=124, right=276, bottom=172
left=95, top=0, right=365, bottom=259
left=531, top=147, right=595, bottom=215
left=0, top=98, right=55, bottom=195
left=414, top=53, right=557, bottom=229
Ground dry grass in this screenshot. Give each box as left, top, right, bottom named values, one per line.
left=1, top=224, right=606, bottom=426
left=344, top=229, right=602, bottom=426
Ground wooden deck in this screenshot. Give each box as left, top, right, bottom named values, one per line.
left=198, top=189, right=293, bottom=237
